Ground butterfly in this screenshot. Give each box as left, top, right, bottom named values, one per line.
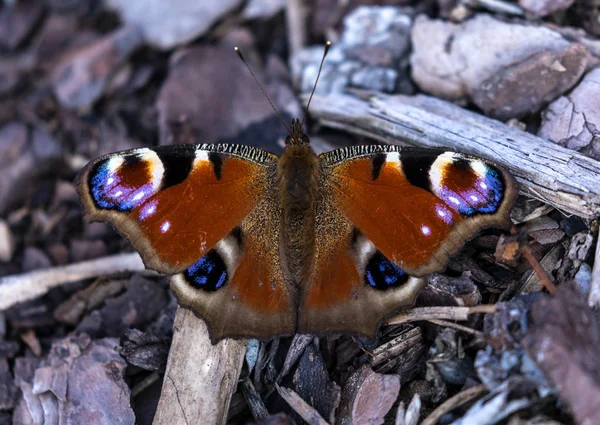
left=76, top=44, right=517, bottom=343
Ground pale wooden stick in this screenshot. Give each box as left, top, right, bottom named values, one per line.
left=276, top=384, right=331, bottom=425
left=307, top=92, right=600, bottom=219
left=385, top=305, right=496, bottom=326
left=153, top=307, right=246, bottom=425
left=0, top=252, right=144, bottom=310
left=286, top=0, right=306, bottom=57
left=420, top=385, right=488, bottom=425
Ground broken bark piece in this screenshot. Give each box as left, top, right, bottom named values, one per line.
left=0, top=123, right=63, bottom=214
left=153, top=307, right=246, bottom=425
left=14, top=334, right=135, bottom=424
left=307, top=91, right=600, bottom=218
left=0, top=358, right=17, bottom=410
left=519, top=0, right=574, bottom=17
left=291, top=6, right=414, bottom=95
left=277, top=334, right=314, bottom=382
left=156, top=42, right=299, bottom=147
left=52, top=25, right=144, bottom=110
left=523, top=282, right=600, bottom=425
left=118, top=328, right=169, bottom=372
left=293, top=343, right=341, bottom=423
left=276, top=384, right=330, bottom=425
left=98, top=274, right=168, bottom=337
left=539, top=67, right=600, bottom=161
left=54, top=278, right=126, bottom=325
left=0, top=0, right=44, bottom=50
left=336, top=365, right=400, bottom=425
left=105, top=0, right=244, bottom=50
left=242, top=378, right=269, bottom=421
left=418, top=274, right=481, bottom=307
left=411, top=14, right=587, bottom=120
left=371, top=326, right=425, bottom=382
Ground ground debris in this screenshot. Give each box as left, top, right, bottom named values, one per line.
left=13, top=333, right=135, bottom=425
left=291, top=6, right=414, bottom=95
left=0, top=2, right=597, bottom=424
left=539, top=67, right=600, bottom=160
left=337, top=365, right=400, bottom=425
left=411, top=14, right=587, bottom=120
left=523, top=282, right=600, bottom=425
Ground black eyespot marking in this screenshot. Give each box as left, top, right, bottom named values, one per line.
left=184, top=249, right=228, bottom=292
left=230, top=226, right=243, bottom=248
left=371, top=153, right=386, bottom=181
left=156, top=145, right=195, bottom=189
left=208, top=152, right=223, bottom=180
left=123, top=154, right=142, bottom=167
left=402, top=154, right=437, bottom=192
left=364, top=251, right=409, bottom=290
left=452, top=158, right=471, bottom=170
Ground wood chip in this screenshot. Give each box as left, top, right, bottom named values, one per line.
left=337, top=365, right=400, bottom=425
left=539, top=67, right=600, bottom=160
left=523, top=282, right=600, bottom=425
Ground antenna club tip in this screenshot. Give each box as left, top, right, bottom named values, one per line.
left=234, top=46, right=239, bottom=51
left=326, top=40, right=331, bottom=46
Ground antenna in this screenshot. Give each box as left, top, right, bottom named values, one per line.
left=301, top=40, right=331, bottom=128
left=234, top=47, right=291, bottom=134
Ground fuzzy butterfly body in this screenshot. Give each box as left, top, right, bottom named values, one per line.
left=77, top=118, right=516, bottom=342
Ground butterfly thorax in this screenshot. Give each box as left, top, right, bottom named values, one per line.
left=277, top=137, right=319, bottom=285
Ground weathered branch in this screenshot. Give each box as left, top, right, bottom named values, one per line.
left=0, top=252, right=144, bottom=310
left=152, top=307, right=246, bottom=425
left=307, top=92, right=600, bottom=219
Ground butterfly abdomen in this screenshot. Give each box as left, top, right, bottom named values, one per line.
left=278, top=144, right=319, bottom=285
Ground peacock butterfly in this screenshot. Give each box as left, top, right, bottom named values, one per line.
left=76, top=43, right=517, bottom=343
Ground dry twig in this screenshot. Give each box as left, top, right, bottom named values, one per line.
left=152, top=307, right=246, bottom=425
left=276, top=384, right=331, bottom=425
left=420, top=385, right=488, bottom=425
left=386, top=305, right=496, bottom=326
left=0, top=252, right=144, bottom=310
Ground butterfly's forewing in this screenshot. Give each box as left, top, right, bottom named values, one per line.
left=77, top=144, right=275, bottom=273
left=78, top=144, right=296, bottom=341
left=299, top=146, right=517, bottom=337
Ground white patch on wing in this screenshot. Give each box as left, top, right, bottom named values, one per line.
left=386, top=151, right=401, bottom=166
left=135, top=148, right=165, bottom=192
left=194, top=149, right=210, bottom=166
left=352, top=233, right=377, bottom=274
left=470, top=159, right=488, bottom=178
left=105, top=156, right=125, bottom=173
left=215, top=232, right=242, bottom=276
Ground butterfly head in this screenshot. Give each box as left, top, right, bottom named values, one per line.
left=285, top=118, right=310, bottom=146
